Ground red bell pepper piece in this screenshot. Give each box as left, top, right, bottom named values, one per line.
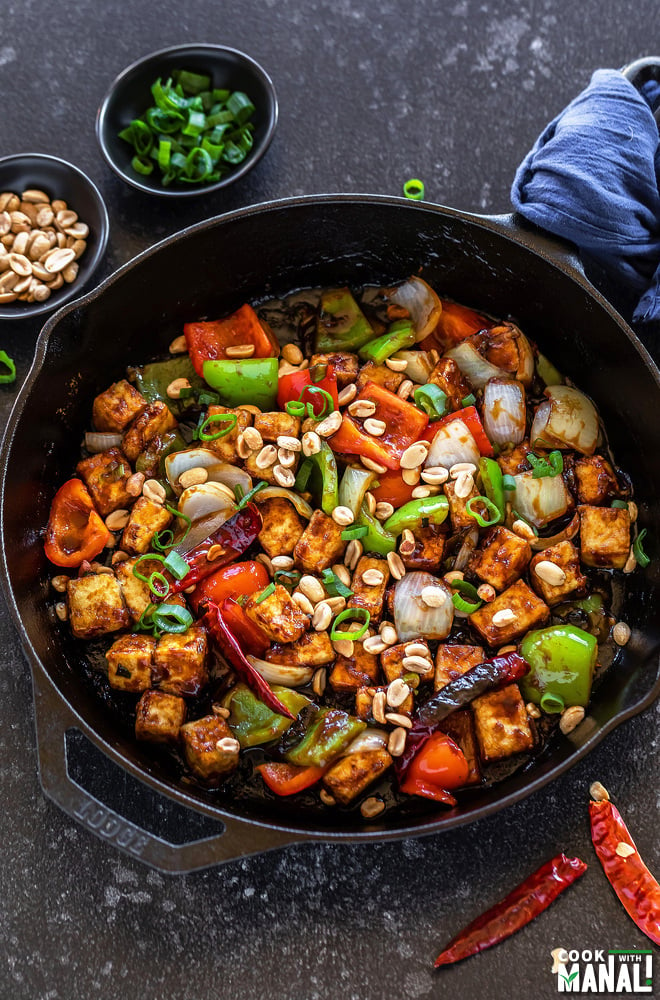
left=277, top=364, right=339, bottom=417
left=44, top=478, right=112, bottom=568
left=189, top=559, right=270, bottom=613
left=589, top=798, right=660, bottom=946
left=370, top=468, right=416, bottom=508
left=434, top=854, right=587, bottom=967
left=218, top=597, right=270, bottom=657
left=399, top=732, right=469, bottom=806
left=426, top=405, right=494, bottom=457
left=331, top=381, right=429, bottom=470
left=168, top=504, right=262, bottom=595
left=420, top=299, right=490, bottom=352
left=256, top=762, right=326, bottom=796
left=184, top=304, right=279, bottom=377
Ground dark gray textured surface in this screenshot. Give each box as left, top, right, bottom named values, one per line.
left=1, top=2, right=658, bottom=998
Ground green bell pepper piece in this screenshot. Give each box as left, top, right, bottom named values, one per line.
left=358, top=320, right=416, bottom=365
left=479, top=457, right=505, bottom=521
left=520, top=625, right=598, bottom=709
left=358, top=500, right=397, bottom=555
left=536, top=352, right=564, bottom=386
left=130, top=356, right=206, bottom=417
left=224, top=683, right=311, bottom=748
left=298, top=440, right=339, bottom=515
left=383, top=495, right=449, bottom=536
left=284, top=707, right=366, bottom=767
left=316, top=287, right=374, bottom=353
left=202, top=357, right=279, bottom=410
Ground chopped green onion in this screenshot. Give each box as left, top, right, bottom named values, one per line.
left=135, top=602, right=158, bottom=634
left=403, top=178, right=425, bottom=201
left=414, top=383, right=448, bottom=420
left=633, top=527, right=650, bottom=568
left=526, top=450, right=563, bottom=479
left=236, top=480, right=269, bottom=509
left=131, top=155, right=154, bottom=176
left=273, top=570, right=301, bottom=592
left=540, top=692, right=565, bottom=714
left=197, top=413, right=237, bottom=441
left=321, top=568, right=354, bottom=599
left=452, top=592, right=481, bottom=613
left=286, top=400, right=307, bottom=418
left=149, top=571, right=170, bottom=599
left=164, top=503, right=192, bottom=545
left=502, top=474, right=516, bottom=492
left=450, top=578, right=483, bottom=612
left=152, top=603, right=194, bottom=634
left=132, top=552, right=166, bottom=582
left=174, top=69, right=212, bottom=94
left=162, top=550, right=190, bottom=580
left=198, top=390, right=220, bottom=407
left=226, top=91, right=255, bottom=125
left=255, top=582, right=276, bottom=604
left=341, top=525, right=369, bottom=541
left=151, top=528, right=175, bottom=552
left=330, top=607, right=370, bottom=641
left=303, top=386, right=335, bottom=419
left=461, top=393, right=476, bottom=408
left=512, top=510, right=539, bottom=536
left=466, top=495, right=501, bottom=528
left=0, top=351, right=16, bottom=383
left=610, top=500, right=629, bottom=509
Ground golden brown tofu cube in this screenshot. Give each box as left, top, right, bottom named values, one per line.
left=472, top=683, right=534, bottom=762
left=266, top=630, right=335, bottom=667
left=122, top=402, right=178, bottom=463
left=322, top=748, right=392, bottom=806
left=245, top=449, right=299, bottom=485
left=441, top=710, right=482, bottom=784
left=120, top=497, right=173, bottom=556
left=76, top=448, right=134, bottom=517
left=329, top=643, right=380, bottom=693
left=348, top=556, right=390, bottom=621
left=434, top=644, right=484, bottom=692
left=253, top=411, right=301, bottom=442
left=529, top=540, right=587, bottom=606
left=469, top=579, right=549, bottom=646
left=497, top=442, right=531, bottom=476
left=470, top=526, right=532, bottom=591
left=443, top=478, right=482, bottom=530
left=257, top=497, right=305, bottom=557
left=579, top=505, right=631, bottom=569
left=67, top=573, right=129, bottom=639
left=428, top=358, right=471, bottom=411
left=244, top=583, right=308, bottom=643
left=93, top=379, right=147, bottom=433
left=381, top=640, right=434, bottom=684
left=355, top=685, right=413, bottom=721
left=114, top=556, right=161, bottom=621
left=180, top=715, right=239, bottom=784
left=106, top=633, right=156, bottom=692
left=310, top=352, right=359, bottom=390
left=400, top=524, right=446, bottom=572
left=574, top=455, right=618, bottom=506
left=152, top=626, right=208, bottom=696
left=135, top=690, right=186, bottom=744
left=356, top=361, right=404, bottom=394
left=294, top=509, right=346, bottom=573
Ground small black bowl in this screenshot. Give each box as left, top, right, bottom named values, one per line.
left=96, top=44, right=278, bottom=198
left=0, top=153, right=109, bottom=321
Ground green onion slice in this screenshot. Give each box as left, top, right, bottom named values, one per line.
left=633, top=527, right=650, bottom=568
left=198, top=413, right=237, bottom=441
left=451, top=592, right=481, bottom=614
left=135, top=602, right=158, bottom=634
left=255, top=582, right=276, bottom=604
left=414, top=383, right=448, bottom=420
left=285, top=400, right=307, bottom=418
left=321, top=569, right=354, bottom=599
left=512, top=510, right=539, bottom=536
left=303, top=386, right=335, bottom=419
left=610, top=499, right=629, bottom=509
left=527, top=450, right=564, bottom=479
left=341, top=525, right=369, bottom=541
left=198, top=390, right=220, bottom=407
left=502, top=474, right=516, bottom=492
left=273, top=570, right=301, bottom=592
left=461, top=393, right=476, bottom=408
left=0, top=350, right=16, bottom=384
left=330, top=608, right=370, bottom=641
left=540, top=692, right=565, bottom=714
left=466, top=495, right=501, bottom=528
left=132, top=553, right=166, bottom=582
left=149, top=571, right=170, bottom=599
left=162, top=550, right=190, bottom=580
left=236, top=480, right=269, bottom=510
left=152, top=603, right=194, bottom=634
left=403, top=178, right=425, bottom=201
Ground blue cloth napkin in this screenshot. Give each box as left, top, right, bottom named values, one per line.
left=511, top=69, right=660, bottom=324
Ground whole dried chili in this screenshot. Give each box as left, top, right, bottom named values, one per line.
left=434, top=854, right=587, bottom=967
left=589, top=799, right=660, bottom=946
left=168, top=503, right=262, bottom=595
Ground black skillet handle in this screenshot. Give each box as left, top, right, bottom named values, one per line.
left=31, top=664, right=304, bottom=873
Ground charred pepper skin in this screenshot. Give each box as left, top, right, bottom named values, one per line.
left=589, top=799, right=660, bottom=946
left=434, top=854, right=587, bottom=967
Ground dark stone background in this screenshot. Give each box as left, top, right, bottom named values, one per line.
left=0, top=2, right=658, bottom=998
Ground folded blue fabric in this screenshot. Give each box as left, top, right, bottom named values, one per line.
left=511, top=69, right=660, bottom=324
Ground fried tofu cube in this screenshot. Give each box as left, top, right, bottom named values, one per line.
left=245, top=446, right=299, bottom=485
left=244, top=583, right=308, bottom=643
left=202, top=404, right=252, bottom=464
left=120, top=497, right=173, bottom=556
left=67, top=573, right=129, bottom=639
left=266, top=630, right=335, bottom=667
left=434, top=644, right=484, bottom=692
left=310, top=352, right=359, bottom=390
left=579, top=505, right=630, bottom=569
left=400, top=524, right=446, bottom=572
left=257, top=497, right=305, bottom=557
left=529, top=540, right=587, bottom=606
left=441, top=710, right=482, bottom=784
left=294, top=509, right=346, bottom=573
left=322, top=748, right=392, bottom=806
left=114, top=556, right=157, bottom=621
left=106, top=633, right=156, bottom=692
left=92, top=379, right=147, bottom=433
left=355, top=685, right=413, bottom=721
left=122, top=402, right=178, bottom=463
left=469, top=579, right=549, bottom=646
left=253, top=411, right=301, bottom=442
left=76, top=447, right=134, bottom=516
left=428, top=358, right=471, bottom=411
left=180, top=715, right=239, bottom=784
left=574, top=455, right=618, bottom=505
left=472, top=683, right=534, bottom=761
left=347, top=556, right=390, bottom=621
left=497, top=442, right=531, bottom=476
left=356, top=361, right=404, bottom=393
left=381, top=640, right=434, bottom=684
left=329, top=642, right=380, bottom=693
left=152, top=626, right=208, bottom=696
left=135, top=689, right=186, bottom=744
left=470, top=526, right=532, bottom=591
left=443, top=478, right=482, bottom=530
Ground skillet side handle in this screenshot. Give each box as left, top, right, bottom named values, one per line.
left=31, top=665, right=304, bottom=873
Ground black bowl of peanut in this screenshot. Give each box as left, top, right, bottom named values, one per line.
left=0, top=153, right=109, bottom=320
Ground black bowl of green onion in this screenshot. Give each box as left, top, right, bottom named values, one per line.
left=96, top=44, right=278, bottom=197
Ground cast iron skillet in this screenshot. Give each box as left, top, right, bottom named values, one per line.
left=2, top=195, right=660, bottom=873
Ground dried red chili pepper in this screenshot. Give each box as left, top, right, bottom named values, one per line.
left=589, top=799, right=660, bottom=946
left=168, top=503, right=262, bottom=595
left=434, top=854, right=587, bottom=967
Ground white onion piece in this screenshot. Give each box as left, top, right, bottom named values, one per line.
left=389, top=276, right=442, bottom=343
left=205, top=463, right=252, bottom=495
left=530, top=386, right=599, bottom=456
left=254, top=486, right=314, bottom=519
left=178, top=482, right=236, bottom=523
left=394, top=571, right=454, bottom=642
left=247, top=654, right=314, bottom=688
left=165, top=449, right=252, bottom=495
left=426, top=418, right=480, bottom=470
left=85, top=431, right=122, bottom=453
left=445, top=340, right=504, bottom=389
left=483, top=378, right=526, bottom=446
left=341, top=728, right=389, bottom=756
left=173, top=509, right=234, bottom=557
left=393, top=349, right=437, bottom=384
left=512, top=471, right=570, bottom=528
left=514, top=330, right=535, bottom=386
left=453, top=527, right=479, bottom=572
left=530, top=512, right=580, bottom=550
left=338, top=466, right=376, bottom=517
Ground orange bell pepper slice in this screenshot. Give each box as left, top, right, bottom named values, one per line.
left=256, top=762, right=326, bottom=796
left=330, top=381, right=429, bottom=470
left=370, top=468, right=417, bottom=507
left=44, top=478, right=112, bottom=568
left=184, top=303, right=279, bottom=376
left=189, top=560, right=270, bottom=613
left=420, top=299, right=491, bottom=352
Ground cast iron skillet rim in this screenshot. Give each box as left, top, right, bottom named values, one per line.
left=2, top=193, right=660, bottom=843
